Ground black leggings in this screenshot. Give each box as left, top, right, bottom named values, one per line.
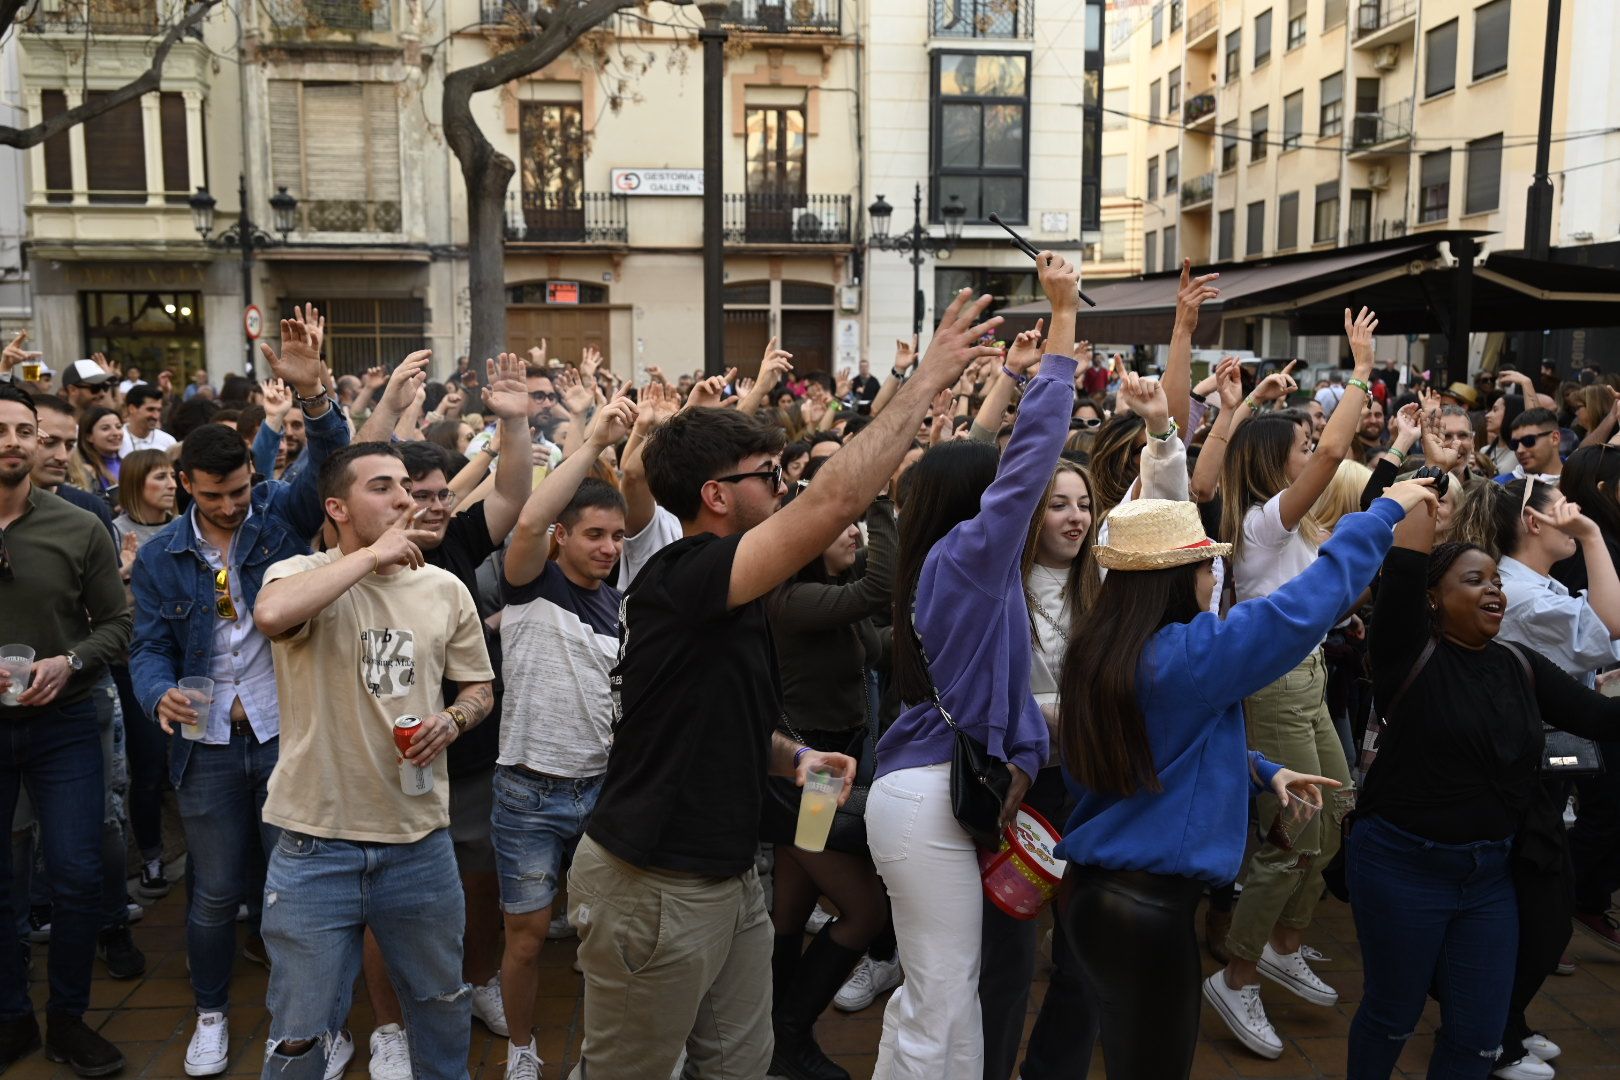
left=1063, top=866, right=1207, bottom=1080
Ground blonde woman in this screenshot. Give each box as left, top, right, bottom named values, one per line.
left=1205, top=309, right=1380, bottom=1059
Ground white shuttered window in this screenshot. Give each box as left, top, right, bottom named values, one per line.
left=268, top=80, right=402, bottom=232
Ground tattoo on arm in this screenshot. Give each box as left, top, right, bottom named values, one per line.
left=452, top=683, right=494, bottom=728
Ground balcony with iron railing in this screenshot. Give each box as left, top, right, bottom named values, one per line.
left=930, top=0, right=1034, bottom=40
left=1184, top=92, right=1217, bottom=130
left=723, top=193, right=851, bottom=246
left=479, top=0, right=532, bottom=25
left=504, top=191, right=628, bottom=245
left=1181, top=172, right=1214, bottom=208
left=21, top=0, right=160, bottom=34
left=1345, top=218, right=1407, bottom=246
left=1349, top=99, right=1413, bottom=156
left=289, top=199, right=402, bottom=234
left=1186, top=1, right=1218, bottom=48
left=1353, top=0, right=1417, bottom=48
left=723, top=0, right=841, bottom=34
left=264, top=0, right=390, bottom=35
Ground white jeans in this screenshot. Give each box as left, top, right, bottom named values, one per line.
left=865, top=763, right=984, bottom=1080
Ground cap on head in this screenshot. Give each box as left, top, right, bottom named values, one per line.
left=62, top=360, right=113, bottom=389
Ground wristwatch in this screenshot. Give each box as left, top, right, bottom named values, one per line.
left=65, top=652, right=82, bottom=672
left=445, top=704, right=470, bottom=732
left=890, top=367, right=909, bottom=381
left=292, top=387, right=335, bottom=417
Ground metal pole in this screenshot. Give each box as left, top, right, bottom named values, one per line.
left=1518, top=0, right=1562, bottom=370
left=238, top=174, right=255, bottom=376
left=699, top=4, right=728, bottom=376
left=911, top=184, right=924, bottom=336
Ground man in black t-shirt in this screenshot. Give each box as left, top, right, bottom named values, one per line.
left=357, top=355, right=534, bottom=1069
left=567, top=290, right=1007, bottom=1080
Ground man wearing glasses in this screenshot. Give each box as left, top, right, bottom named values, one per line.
left=1495, top=407, right=1566, bottom=486
left=356, top=356, right=535, bottom=1077
left=128, top=318, right=351, bottom=1079
left=0, top=382, right=131, bottom=1076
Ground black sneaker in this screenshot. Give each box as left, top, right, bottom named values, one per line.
left=0, top=1013, right=41, bottom=1072
left=134, top=862, right=171, bottom=901
left=43, top=1012, right=123, bottom=1077
left=95, top=926, right=145, bottom=981
left=26, top=906, right=50, bottom=944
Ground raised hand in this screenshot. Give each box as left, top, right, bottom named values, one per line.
left=292, top=303, right=326, bottom=360
left=800, top=396, right=828, bottom=426
left=1391, top=401, right=1423, bottom=445
left=557, top=368, right=595, bottom=416
left=1527, top=499, right=1600, bottom=542
left=587, top=392, right=639, bottom=449
left=383, top=350, right=432, bottom=414
left=1382, top=476, right=1439, bottom=516
left=917, top=289, right=1005, bottom=387
left=0, top=330, right=41, bottom=374
left=1117, top=371, right=1170, bottom=432
left=579, top=345, right=603, bottom=383
left=685, top=368, right=735, bottom=411
left=262, top=378, right=293, bottom=424
left=1036, top=251, right=1080, bottom=314
left=1253, top=359, right=1300, bottom=404
left=1075, top=340, right=1094, bottom=371
left=527, top=339, right=548, bottom=369
left=1215, top=356, right=1245, bottom=411
left=1006, top=318, right=1045, bottom=376
left=440, top=390, right=465, bottom=420
left=93, top=351, right=115, bottom=376
left=1173, top=259, right=1221, bottom=333
left=157, top=370, right=173, bottom=396
left=119, top=531, right=139, bottom=579
left=835, top=367, right=853, bottom=399
left=1420, top=404, right=1459, bottom=472
left=894, top=335, right=919, bottom=374
left=1416, top=384, right=1441, bottom=422
left=362, top=365, right=388, bottom=392
left=258, top=318, right=326, bottom=396
left=480, top=352, right=529, bottom=421
left=1344, top=306, right=1379, bottom=375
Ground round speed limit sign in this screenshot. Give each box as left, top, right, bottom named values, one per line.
left=244, top=305, right=263, bottom=341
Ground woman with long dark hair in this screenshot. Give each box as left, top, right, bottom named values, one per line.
left=1346, top=494, right=1620, bottom=1079
left=78, top=406, right=123, bottom=509
left=1206, top=310, right=1382, bottom=1058
left=1055, top=479, right=1432, bottom=1080
left=865, top=252, right=1079, bottom=1080
left=1483, top=393, right=1527, bottom=477
left=762, top=457, right=897, bottom=1080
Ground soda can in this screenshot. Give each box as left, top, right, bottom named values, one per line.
left=394, top=715, right=433, bottom=797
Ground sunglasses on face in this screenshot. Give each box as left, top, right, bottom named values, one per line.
left=214, top=567, right=236, bottom=621
left=1070, top=417, right=1102, bottom=430
left=1510, top=431, right=1556, bottom=451
left=714, top=464, right=784, bottom=490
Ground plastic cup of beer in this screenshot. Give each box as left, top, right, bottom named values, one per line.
left=794, top=769, right=842, bottom=853
left=19, top=362, right=41, bottom=382
left=177, top=677, right=214, bottom=740
left=1269, top=787, right=1324, bottom=851
left=0, top=646, right=34, bottom=707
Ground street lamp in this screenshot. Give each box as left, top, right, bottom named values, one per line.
left=190, top=175, right=298, bottom=373
left=866, top=183, right=966, bottom=335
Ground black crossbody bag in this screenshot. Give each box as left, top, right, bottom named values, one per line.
left=906, top=604, right=1011, bottom=852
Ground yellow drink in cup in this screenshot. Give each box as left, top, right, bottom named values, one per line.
left=19, top=362, right=41, bottom=382
left=794, top=769, right=841, bottom=853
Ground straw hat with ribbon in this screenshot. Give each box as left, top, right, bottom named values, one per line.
left=1093, top=499, right=1233, bottom=571
left=1445, top=382, right=1481, bottom=408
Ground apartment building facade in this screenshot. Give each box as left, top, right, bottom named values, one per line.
left=1107, top=0, right=1613, bottom=361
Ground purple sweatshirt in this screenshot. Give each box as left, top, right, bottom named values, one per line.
left=875, top=354, right=1077, bottom=782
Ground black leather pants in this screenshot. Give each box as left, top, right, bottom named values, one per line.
left=1062, top=866, right=1207, bottom=1080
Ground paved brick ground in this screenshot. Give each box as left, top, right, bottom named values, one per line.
left=7, top=880, right=1619, bottom=1078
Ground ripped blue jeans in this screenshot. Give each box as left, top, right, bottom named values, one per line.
left=261, top=828, right=469, bottom=1080
left=1345, top=814, right=1516, bottom=1080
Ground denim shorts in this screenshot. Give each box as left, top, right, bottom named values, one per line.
left=490, top=765, right=602, bottom=915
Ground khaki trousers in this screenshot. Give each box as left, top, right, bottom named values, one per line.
left=567, top=835, right=773, bottom=1080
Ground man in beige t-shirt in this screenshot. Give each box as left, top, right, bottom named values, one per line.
left=252, top=441, right=494, bottom=1080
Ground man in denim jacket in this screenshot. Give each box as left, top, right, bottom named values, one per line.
left=129, top=316, right=352, bottom=1078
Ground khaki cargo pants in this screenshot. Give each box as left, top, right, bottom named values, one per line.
left=1226, top=649, right=1354, bottom=963
left=567, top=835, right=773, bottom=1080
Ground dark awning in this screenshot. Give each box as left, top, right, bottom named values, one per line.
left=996, top=231, right=1620, bottom=348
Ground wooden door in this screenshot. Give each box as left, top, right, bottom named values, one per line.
left=506, top=307, right=610, bottom=367
left=781, top=311, right=832, bottom=376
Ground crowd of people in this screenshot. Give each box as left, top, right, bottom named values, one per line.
left=0, top=252, right=1615, bottom=1080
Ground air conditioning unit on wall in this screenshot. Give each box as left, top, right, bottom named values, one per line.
left=1367, top=165, right=1390, bottom=190
left=1374, top=45, right=1400, bottom=71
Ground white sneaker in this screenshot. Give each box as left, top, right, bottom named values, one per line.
left=547, top=910, right=575, bottom=940
left=1522, top=1033, right=1560, bottom=1062
left=833, top=954, right=903, bottom=1012
left=1257, top=943, right=1339, bottom=1006
left=368, top=1024, right=411, bottom=1080
left=1202, top=972, right=1283, bottom=1060
left=804, top=903, right=834, bottom=935
left=504, top=1040, right=543, bottom=1080
left=1493, top=1055, right=1555, bottom=1080
left=325, top=1029, right=355, bottom=1080
left=184, top=1011, right=230, bottom=1077
left=472, top=975, right=510, bottom=1037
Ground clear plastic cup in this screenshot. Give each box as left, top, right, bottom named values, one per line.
left=794, top=769, right=842, bottom=853
left=0, top=646, right=35, bottom=708
left=178, top=677, right=214, bottom=741
left=1267, top=788, right=1324, bottom=852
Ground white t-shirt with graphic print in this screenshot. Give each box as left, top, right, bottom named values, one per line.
left=260, top=549, right=494, bottom=843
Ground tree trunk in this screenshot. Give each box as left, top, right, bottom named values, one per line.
left=463, top=148, right=515, bottom=367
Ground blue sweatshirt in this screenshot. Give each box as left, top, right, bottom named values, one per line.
left=1055, top=498, right=1406, bottom=885
left=876, top=354, right=1076, bottom=783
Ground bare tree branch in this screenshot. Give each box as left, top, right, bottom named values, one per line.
left=0, top=0, right=32, bottom=38
left=0, top=0, right=224, bottom=149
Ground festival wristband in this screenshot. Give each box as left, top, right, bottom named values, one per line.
left=1347, top=378, right=1371, bottom=394
left=793, top=746, right=812, bottom=770
left=1001, top=365, right=1029, bottom=386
